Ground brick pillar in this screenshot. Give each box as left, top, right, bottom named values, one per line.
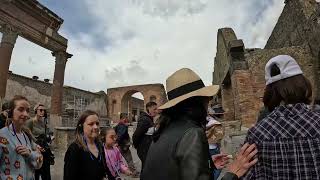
left=221, top=85, right=235, bottom=122
left=0, top=29, right=18, bottom=105
left=128, top=98, right=133, bottom=123
left=231, top=70, right=257, bottom=128
left=50, top=51, right=72, bottom=128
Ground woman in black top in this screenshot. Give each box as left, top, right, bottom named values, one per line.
left=64, top=110, right=113, bottom=180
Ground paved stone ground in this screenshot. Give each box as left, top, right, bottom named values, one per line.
left=51, top=125, right=141, bottom=180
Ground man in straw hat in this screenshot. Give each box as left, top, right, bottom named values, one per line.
left=141, top=68, right=258, bottom=180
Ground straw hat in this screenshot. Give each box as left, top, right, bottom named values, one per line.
left=159, top=68, right=220, bottom=110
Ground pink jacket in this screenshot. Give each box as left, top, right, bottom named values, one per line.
left=104, top=146, right=128, bottom=177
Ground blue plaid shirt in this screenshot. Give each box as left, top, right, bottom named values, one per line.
left=243, top=103, right=320, bottom=180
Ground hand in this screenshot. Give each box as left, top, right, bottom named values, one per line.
left=16, top=145, right=31, bottom=157
left=37, top=145, right=46, bottom=152
left=124, top=169, right=133, bottom=176
left=212, top=153, right=229, bottom=169
left=227, top=143, right=258, bottom=178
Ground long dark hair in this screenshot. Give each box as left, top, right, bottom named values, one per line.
left=153, top=96, right=208, bottom=142
left=75, top=110, right=100, bottom=150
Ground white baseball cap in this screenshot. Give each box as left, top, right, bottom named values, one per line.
left=265, top=55, right=303, bottom=85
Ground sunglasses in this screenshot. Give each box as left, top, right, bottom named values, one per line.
left=37, top=109, right=45, bottom=112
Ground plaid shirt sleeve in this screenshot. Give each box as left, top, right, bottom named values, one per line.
left=240, top=129, right=257, bottom=180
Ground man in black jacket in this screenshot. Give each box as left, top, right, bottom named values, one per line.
left=132, top=101, right=157, bottom=172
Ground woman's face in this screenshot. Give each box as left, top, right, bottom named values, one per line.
left=12, top=100, right=30, bottom=126
left=36, top=105, right=45, bottom=117
left=83, top=115, right=100, bottom=140
left=105, top=129, right=117, bottom=146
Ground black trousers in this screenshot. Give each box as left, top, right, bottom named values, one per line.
left=35, top=161, right=51, bottom=180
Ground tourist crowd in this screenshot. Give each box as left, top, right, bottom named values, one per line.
left=1, top=54, right=320, bottom=180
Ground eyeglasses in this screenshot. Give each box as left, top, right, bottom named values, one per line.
left=109, top=135, right=117, bottom=140
left=37, top=109, right=45, bottom=112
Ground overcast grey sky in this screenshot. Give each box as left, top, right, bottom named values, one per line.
left=0, top=0, right=284, bottom=94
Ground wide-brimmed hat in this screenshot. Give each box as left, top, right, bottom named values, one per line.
left=159, top=68, right=220, bottom=110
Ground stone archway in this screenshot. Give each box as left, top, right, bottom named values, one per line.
left=120, top=90, right=145, bottom=122
left=107, top=83, right=167, bottom=123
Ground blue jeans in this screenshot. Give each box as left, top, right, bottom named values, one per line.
left=209, top=147, right=221, bottom=180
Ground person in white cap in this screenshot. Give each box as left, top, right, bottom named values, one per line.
left=141, top=68, right=258, bottom=180
left=242, top=55, right=320, bottom=179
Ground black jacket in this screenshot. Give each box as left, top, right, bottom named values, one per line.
left=0, top=113, right=7, bottom=129
left=114, top=123, right=130, bottom=147
left=64, top=142, right=114, bottom=180
left=142, top=115, right=239, bottom=180
left=132, top=112, right=154, bottom=165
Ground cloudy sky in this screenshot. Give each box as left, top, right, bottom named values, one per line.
left=1, top=0, right=284, bottom=94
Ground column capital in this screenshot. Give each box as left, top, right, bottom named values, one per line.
left=52, top=51, right=73, bottom=64
left=1, top=25, right=18, bottom=46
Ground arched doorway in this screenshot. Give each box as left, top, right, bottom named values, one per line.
left=107, top=83, right=167, bottom=123
left=131, top=92, right=144, bottom=122
left=120, top=90, right=145, bottom=122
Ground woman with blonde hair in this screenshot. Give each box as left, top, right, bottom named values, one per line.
left=0, top=95, right=43, bottom=180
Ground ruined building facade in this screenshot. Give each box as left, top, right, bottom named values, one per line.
left=213, top=0, right=320, bottom=129
left=5, top=72, right=109, bottom=127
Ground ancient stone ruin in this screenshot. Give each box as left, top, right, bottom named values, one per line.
left=0, top=0, right=72, bottom=129
left=213, top=0, right=320, bottom=154
left=107, top=84, right=167, bottom=123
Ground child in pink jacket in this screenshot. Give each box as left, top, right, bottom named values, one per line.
left=101, top=127, right=132, bottom=178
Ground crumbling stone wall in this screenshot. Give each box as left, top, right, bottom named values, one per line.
left=213, top=0, right=319, bottom=128
left=266, top=0, right=320, bottom=98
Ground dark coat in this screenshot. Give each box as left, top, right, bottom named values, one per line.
left=64, top=142, right=114, bottom=180
left=114, top=122, right=130, bottom=147
left=0, top=113, right=7, bottom=129
left=141, top=115, right=239, bottom=180
left=142, top=115, right=210, bottom=180
left=132, top=112, right=154, bottom=167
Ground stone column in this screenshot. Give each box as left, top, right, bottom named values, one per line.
left=50, top=51, right=72, bottom=128
left=128, top=99, right=133, bottom=122
left=0, top=28, right=18, bottom=105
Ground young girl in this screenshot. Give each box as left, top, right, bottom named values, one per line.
left=101, top=127, right=132, bottom=179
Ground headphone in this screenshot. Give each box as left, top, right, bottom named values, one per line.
left=77, top=123, right=83, bottom=133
